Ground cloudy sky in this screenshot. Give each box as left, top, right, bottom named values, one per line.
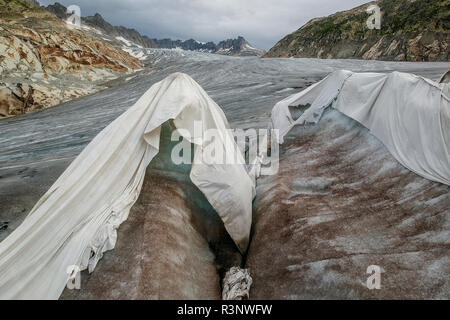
left=38, top=0, right=369, bottom=49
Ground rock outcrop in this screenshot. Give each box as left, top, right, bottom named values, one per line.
left=0, top=0, right=142, bottom=117
left=265, top=0, right=449, bottom=61
left=215, top=36, right=266, bottom=56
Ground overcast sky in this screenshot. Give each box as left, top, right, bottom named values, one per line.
left=38, top=0, right=369, bottom=49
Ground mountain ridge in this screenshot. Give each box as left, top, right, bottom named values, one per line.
left=0, top=0, right=142, bottom=117
left=265, top=0, right=449, bottom=61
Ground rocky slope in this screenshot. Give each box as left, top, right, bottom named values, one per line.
left=45, top=2, right=265, bottom=56
left=215, top=36, right=266, bottom=56
left=265, top=0, right=449, bottom=61
left=0, top=0, right=142, bottom=118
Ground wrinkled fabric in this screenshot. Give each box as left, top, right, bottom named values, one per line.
left=0, top=73, right=254, bottom=300
left=271, top=70, right=353, bottom=143
left=271, top=70, right=450, bottom=186
left=222, top=267, right=252, bottom=300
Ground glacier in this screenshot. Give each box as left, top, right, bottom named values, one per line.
left=0, top=49, right=449, bottom=299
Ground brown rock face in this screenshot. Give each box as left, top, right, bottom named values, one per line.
left=30, top=30, right=141, bottom=73
left=0, top=86, right=22, bottom=116
left=265, top=0, right=450, bottom=62
left=0, top=0, right=142, bottom=118
left=0, top=82, right=97, bottom=116
left=246, top=110, right=450, bottom=299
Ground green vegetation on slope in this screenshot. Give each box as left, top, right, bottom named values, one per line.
left=265, top=0, right=450, bottom=61
left=0, top=0, right=52, bottom=19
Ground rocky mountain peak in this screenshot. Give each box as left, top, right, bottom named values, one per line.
left=44, top=2, right=67, bottom=19
left=216, top=36, right=265, bottom=56
left=0, top=0, right=142, bottom=117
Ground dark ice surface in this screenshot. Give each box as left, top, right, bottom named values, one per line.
left=1, top=50, right=449, bottom=299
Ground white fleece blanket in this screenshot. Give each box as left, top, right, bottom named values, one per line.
left=271, top=70, right=450, bottom=186
left=0, top=73, right=255, bottom=299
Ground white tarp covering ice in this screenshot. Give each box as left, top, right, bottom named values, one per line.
left=0, top=73, right=255, bottom=299
left=272, top=70, right=450, bottom=186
